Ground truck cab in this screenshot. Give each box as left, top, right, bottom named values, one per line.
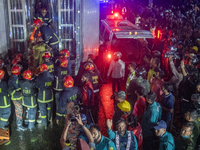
left=100, top=13, right=153, bottom=63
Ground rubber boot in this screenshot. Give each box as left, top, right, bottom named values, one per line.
left=16, top=121, right=28, bottom=132
left=36, top=110, right=42, bottom=124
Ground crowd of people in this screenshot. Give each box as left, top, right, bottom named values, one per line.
left=1, top=0, right=200, bottom=150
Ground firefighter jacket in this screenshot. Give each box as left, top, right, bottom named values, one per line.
left=44, top=60, right=54, bottom=74
left=89, top=69, right=103, bottom=93
left=8, top=75, right=22, bottom=101
left=34, top=13, right=52, bottom=26
left=30, top=42, right=48, bottom=66
left=19, top=79, right=37, bottom=108
left=0, top=80, right=10, bottom=108
left=82, top=81, right=94, bottom=107
left=40, top=26, right=59, bottom=47
left=36, top=71, right=54, bottom=103
left=59, top=86, right=82, bottom=111
left=53, top=64, right=71, bottom=91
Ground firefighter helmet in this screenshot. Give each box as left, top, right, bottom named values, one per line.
left=192, top=46, right=198, bottom=53
left=12, top=57, right=21, bottom=66
left=60, top=49, right=69, bottom=58
left=11, top=65, right=21, bottom=75
left=33, top=19, right=43, bottom=27
left=16, top=54, right=23, bottom=59
left=60, top=58, right=69, bottom=67
left=23, top=70, right=32, bottom=80
left=40, top=64, right=48, bottom=73
left=63, top=75, right=74, bottom=88
left=42, top=51, right=51, bottom=59
left=0, top=70, right=5, bottom=79
left=84, top=62, right=94, bottom=71
left=117, top=100, right=131, bottom=112
left=114, top=52, right=122, bottom=58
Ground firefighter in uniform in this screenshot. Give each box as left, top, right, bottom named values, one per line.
left=33, top=7, right=52, bottom=26
left=8, top=65, right=27, bottom=131
left=84, top=62, right=103, bottom=123
left=56, top=75, right=82, bottom=124
left=0, top=70, right=11, bottom=130
left=36, top=64, right=54, bottom=127
left=19, top=70, right=37, bottom=130
left=0, top=60, right=9, bottom=82
left=53, top=58, right=70, bottom=118
left=42, top=51, right=54, bottom=75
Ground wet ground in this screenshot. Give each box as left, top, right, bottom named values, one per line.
left=0, top=80, right=120, bottom=150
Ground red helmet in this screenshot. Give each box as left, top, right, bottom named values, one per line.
left=0, top=60, right=4, bottom=68
left=23, top=70, right=32, bottom=80
left=33, top=19, right=43, bottom=27
left=60, top=49, right=69, bottom=58
left=40, top=64, right=48, bottom=73
left=63, top=75, right=74, bottom=88
left=84, top=62, right=94, bottom=71
left=0, top=70, right=5, bottom=79
left=12, top=57, right=21, bottom=66
left=16, top=54, right=23, bottom=59
left=11, top=65, right=21, bottom=75
left=60, top=58, right=69, bottom=67
left=42, top=51, right=51, bottom=59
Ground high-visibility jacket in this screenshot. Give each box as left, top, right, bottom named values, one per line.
left=19, top=79, right=37, bottom=108
left=8, top=75, right=22, bottom=101
left=36, top=71, right=54, bottom=103
left=0, top=80, right=10, bottom=108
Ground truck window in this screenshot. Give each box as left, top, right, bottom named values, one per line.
left=100, top=24, right=106, bottom=37
left=103, top=30, right=110, bottom=41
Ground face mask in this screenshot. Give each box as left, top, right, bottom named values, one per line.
left=182, top=135, right=189, bottom=138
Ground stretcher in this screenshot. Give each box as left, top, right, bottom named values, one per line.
left=0, top=128, right=10, bottom=145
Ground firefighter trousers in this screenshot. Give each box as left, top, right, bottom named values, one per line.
left=27, top=107, right=37, bottom=129
left=38, top=102, right=52, bottom=126
left=0, top=107, right=11, bottom=128
left=13, top=100, right=23, bottom=126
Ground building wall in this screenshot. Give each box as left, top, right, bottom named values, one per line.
left=0, top=1, right=7, bottom=57
left=82, top=0, right=100, bottom=62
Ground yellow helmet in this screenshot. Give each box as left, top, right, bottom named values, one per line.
left=192, top=46, right=198, bottom=53
left=117, top=100, right=131, bottom=112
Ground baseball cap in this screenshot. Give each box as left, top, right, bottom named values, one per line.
left=114, top=91, right=126, bottom=100
left=154, top=120, right=167, bottom=130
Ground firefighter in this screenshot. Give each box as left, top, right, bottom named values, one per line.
left=53, top=58, right=71, bottom=118
left=76, top=54, right=97, bottom=84
left=84, top=62, right=103, bottom=123
left=19, top=70, right=37, bottom=131
left=34, top=6, right=52, bottom=26
left=29, top=37, right=49, bottom=67
left=8, top=65, right=27, bottom=131
left=0, top=70, right=11, bottom=130
left=36, top=64, right=54, bottom=128
left=56, top=75, right=82, bottom=125
left=0, top=59, right=9, bottom=82
left=33, top=19, right=59, bottom=58
left=42, top=51, right=54, bottom=75
left=55, top=49, right=72, bottom=75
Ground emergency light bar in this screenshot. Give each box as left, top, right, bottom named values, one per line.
left=106, top=14, right=123, bottom=19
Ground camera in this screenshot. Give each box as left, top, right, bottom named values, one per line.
left=69, top=113, right=77, bottom=122
left=164, top=47, right=180, bottom=59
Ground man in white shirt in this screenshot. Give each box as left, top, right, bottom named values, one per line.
left=107, top=52, right=125, bottom=99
